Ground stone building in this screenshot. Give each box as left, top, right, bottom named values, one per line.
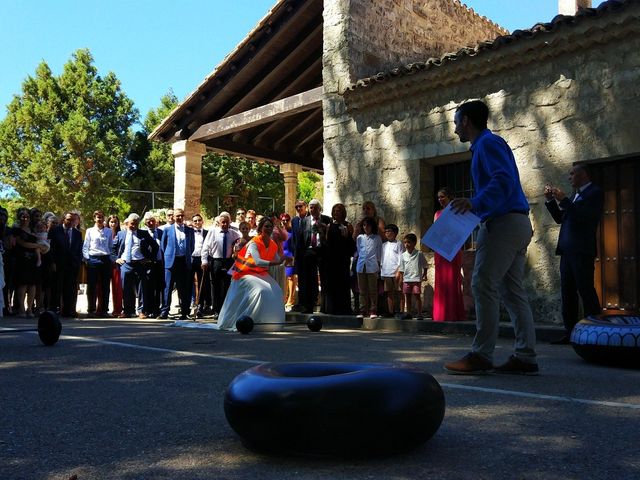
left=151, top=0, right=640, bottom=322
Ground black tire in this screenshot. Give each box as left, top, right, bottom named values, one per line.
left=224, top=362, right=445, bottom=457
left=570, top=314, right=640, bottom=368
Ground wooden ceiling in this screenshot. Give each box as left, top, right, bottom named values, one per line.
left=150, top=0, right=324, bottom=171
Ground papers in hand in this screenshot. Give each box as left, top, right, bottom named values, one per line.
left=421, top=204, right=480, bottom=262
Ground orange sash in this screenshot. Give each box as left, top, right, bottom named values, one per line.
left=231, top=235, right=277, bottom=280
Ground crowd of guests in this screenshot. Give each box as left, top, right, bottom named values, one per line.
left=0, top=196, right=468, bottom=323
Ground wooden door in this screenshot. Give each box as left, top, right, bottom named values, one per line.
left=591, top=159, right=639, bottom=311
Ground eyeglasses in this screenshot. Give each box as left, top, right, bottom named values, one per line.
left=295, top=205, right=304, bottom=210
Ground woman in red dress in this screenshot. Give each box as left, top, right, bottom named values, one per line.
left=432, top=187, right=466, bottom=322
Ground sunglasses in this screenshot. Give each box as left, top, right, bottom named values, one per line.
left=295, top=205, right=304, bottom=209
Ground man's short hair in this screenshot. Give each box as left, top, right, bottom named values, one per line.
left=125, top=213, right=140, bottom=224
left=403, top=233, right=418, bottom=244
left=456, top=100, right=489, bottom=130
left=572, top=162, right=592, bottom=179
left=309, top=199, right=322, bottom=210
left=384, top=224, right=399, bottom=235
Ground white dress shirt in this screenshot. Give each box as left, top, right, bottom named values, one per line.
left=83, top=226, right=111, bottom=259
left=201, top=227, right=241, bottom=264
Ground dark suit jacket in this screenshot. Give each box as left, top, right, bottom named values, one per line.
left=49, top=225, right=83, bottom=268
left=148, top=228, right=164, bottom=261
left=545, top=183, right=604, bottom=257
left=298, top=214, right=332, bottom=250
left=160, top=224, right=195, bottom=268
left=116, top=228, right=159, bottom=261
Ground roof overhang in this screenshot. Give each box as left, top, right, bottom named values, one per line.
left=150, top=0, right=323, bottom=172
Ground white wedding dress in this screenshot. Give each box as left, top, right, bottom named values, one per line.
left=214, top=242, right=285, bottom=332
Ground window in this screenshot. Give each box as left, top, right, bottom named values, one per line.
left=434, top=160, right=476, bottom=249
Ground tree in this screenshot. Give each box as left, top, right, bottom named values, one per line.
left=134, top=92, right=285, bottom=217
left=125, top=90, right=178, bottom=213
left=297, top=171, right=323, bottom=203
left=0, top=49, right=138, bottom=219
left=201, top=154, right=284, bottom=216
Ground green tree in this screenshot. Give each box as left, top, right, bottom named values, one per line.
left=0, top=49, right=138, bottom=219
left=125, top=90, right=178, bottom=213
left=297, top=171, right=323, bottom=203
left=202, top=154, right=284, bottom=215
left=135, top=92, right=285, bottom=217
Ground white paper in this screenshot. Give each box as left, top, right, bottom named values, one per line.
left=421, top=204, right=480, bottom=262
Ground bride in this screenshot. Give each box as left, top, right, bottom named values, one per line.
left=214, top=217, right=290, bottom=331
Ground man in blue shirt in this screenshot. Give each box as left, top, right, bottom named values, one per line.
left=444, top=100, right=538, bottom=376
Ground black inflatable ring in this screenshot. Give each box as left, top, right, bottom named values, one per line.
left=570, top=313, right=640, bottom=368
left=224, top=362, right=445, bottom=457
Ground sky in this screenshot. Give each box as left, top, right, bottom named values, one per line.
left=0, top=1, right=600, bottom=123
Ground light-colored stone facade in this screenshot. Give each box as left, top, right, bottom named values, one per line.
left=322, top=1, right=640, bottom=321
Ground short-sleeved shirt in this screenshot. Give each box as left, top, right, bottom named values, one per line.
left=398, top=250, right=427, bottom=283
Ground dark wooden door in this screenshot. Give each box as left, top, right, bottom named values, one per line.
left=591, top=159, right=639, bottom=311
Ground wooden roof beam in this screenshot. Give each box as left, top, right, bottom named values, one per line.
left=206, top=138, right=302, bottom=166
left=293, top=126, right=323, bottom=155
left=273, top=109, right=322, bottom=151
left=189, top=87, right=323, bottom=143
left=223, top=23, right=323, bottom=117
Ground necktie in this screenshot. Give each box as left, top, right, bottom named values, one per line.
left=573, top=192, right=581, bottom=202
left=311, top=219, right=317, bottom=248
left=222, top=230, right=228, bottom=258
left=66, top=228, right=72, bottom=246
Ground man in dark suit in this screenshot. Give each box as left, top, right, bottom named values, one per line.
left=295, top=199, right=331, bottom=314
left=289, top=200, right=307, bottom=312
left=545, top=163, right=604, bottom=344
left=159, top=208, right=195, bottom=320
left=190, top=213, right=210, bottom=317
left=49, top=211, right=83, bottom=317
left=143, top=213, right=164, bottom=318
left=115, top=213, right=159, bottom=318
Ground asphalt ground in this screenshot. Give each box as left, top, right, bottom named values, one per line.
left=1, top=316, right=639, bottom=480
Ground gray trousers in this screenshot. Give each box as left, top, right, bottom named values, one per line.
left=471, top=213, right=537, bottom=363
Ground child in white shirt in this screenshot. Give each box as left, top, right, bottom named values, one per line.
left=397, top=233, right=427, bottom=320
left=355, top=217, right=382, bottom=319
left=380, top=224, right=404, bottom=316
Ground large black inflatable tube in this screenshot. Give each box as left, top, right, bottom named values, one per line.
left=570, top=313, right=640, bottom=368
left=224, top=362, right=445, bottom=457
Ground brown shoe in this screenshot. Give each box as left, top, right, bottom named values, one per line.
left=138, top=313, right=148, bottom=319
left=444, top=352, right=494, bottom=375
left=494, top=355, right=539, bottom=376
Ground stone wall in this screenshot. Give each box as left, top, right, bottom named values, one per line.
left=348, top=0, right=507, bottom=81
left=323, top=25, right=640, bottom=321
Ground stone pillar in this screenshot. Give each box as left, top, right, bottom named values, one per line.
left=171, top=140, right=207, bottom=217
left=558, top=0, right=591, bottom=16
left=279, top=163, right=303, bottom=215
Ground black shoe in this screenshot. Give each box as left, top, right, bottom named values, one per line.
left=156, top=314, right=168, bottom=320
left=550, top=335, right=571, bottom=345
left=494, top=355, right=539, bottom=376
left=179, top=314, right=188, bottom=320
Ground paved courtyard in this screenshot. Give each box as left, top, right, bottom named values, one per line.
left=1, top=316, right=639, bottom=480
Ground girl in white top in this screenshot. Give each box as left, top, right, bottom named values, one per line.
left=355, top=217, right=383, bottom=319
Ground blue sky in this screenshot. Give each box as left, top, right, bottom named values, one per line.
left=0, top=1, right=597, bottom=122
